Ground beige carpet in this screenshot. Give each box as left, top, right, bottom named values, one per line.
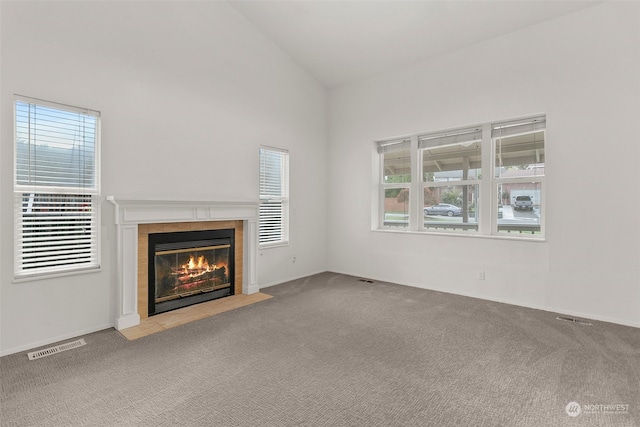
left=1, top=272, right=639, bottom=426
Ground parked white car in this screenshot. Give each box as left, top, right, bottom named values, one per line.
left=513, top=195, right=533, bottom=210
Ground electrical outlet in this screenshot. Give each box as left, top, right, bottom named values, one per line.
left=478, top=271, right=485, bottom=280
left=292, top=255, right=297, bottom=263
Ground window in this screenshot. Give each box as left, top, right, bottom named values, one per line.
left=493, top=116, right=545, bottom=235
left=259, top=147, right=289, bottom=246
left=375, top=115, right=545, bottom=239
left=14, top=97, right=101, bottom=279
left=420, top=127, right=482, bottom=232
left=379, top=138, right=411, bottom=228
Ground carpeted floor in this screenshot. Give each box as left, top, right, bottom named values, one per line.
left=1, top=272, right=639, bottom=426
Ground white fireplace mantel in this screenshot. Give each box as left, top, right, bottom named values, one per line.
left=107, top=197, right=260, bottom=330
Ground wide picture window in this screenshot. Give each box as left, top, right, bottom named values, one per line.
left=376, top=115, right=545, bottom=239
left=14, top=97, right=101, bottom=279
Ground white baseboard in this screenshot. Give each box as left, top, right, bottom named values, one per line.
left=0, top=323, right=114, bottom=357
left=327, top=269, right=640, bottom=329
left=259, top=270, right=327, bottom=289
left=115, top=313, right=141, bottom=331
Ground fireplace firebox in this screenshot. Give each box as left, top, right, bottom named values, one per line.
left=148, top=229, right=234, bottom=316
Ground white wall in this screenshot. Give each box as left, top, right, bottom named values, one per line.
left=0, top=1, right=328, bottom=355
left=328, top=2, right=640, bottom=327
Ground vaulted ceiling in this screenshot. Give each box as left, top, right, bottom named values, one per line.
left=230, top=1, right=601, bottom=89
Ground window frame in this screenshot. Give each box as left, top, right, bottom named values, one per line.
left=374, top=115, right=546, bottom=240
left=258, top=146, right=289, bottom=248
left=379, top=138, right=413, bottom=229
left=491, top=117, right=546, bottom=237
left=419, top=126, right=483, bottom=234
left=13, top=95, right=102, bottom=281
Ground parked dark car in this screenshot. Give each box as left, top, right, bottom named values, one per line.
left=424, top=203, right=462, bottom=217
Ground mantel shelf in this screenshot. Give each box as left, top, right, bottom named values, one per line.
left=106, top=196, right=259, bottom=225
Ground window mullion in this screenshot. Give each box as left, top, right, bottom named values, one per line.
left=409, top=135, right=419, bottom=231
left=481, top=123, right=493, bottom=235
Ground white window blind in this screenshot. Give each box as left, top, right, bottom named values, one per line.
left=418, top=127, right=482, bottom=150
left=377, top=138, right=411, bottom=153
left=491, top=116, right=546, bottom=139
left=259, top=147, right=289, bottom=246
left=14, top=97, right=101, bottom=278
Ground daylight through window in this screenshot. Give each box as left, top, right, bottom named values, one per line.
left=14, top=97, right=101, bottom=278
left=376, top=115, right=545, bottom=239
left=379, top=138, right=411, bottom=229
left=259, top=146, right=289, bottom=246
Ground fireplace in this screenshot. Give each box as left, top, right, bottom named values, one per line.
left=148, top=229, right=234, bottom=316
left=107, top=197, right=258, bottom=330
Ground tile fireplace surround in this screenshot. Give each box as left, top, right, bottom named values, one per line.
left=107, top=197, right=259, bottom=330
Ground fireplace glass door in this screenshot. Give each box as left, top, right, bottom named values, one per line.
left=148, top=229, right=234, bottom=315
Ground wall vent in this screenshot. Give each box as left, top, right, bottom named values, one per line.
left=556, top=316, right=593, bottom=326
left=27, top=339, right=87, bottom=361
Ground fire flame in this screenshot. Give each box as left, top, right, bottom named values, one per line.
left=182, top=255, right=215, bottom=277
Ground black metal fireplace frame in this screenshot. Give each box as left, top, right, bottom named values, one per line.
left=148, top=228, right=235, bottom=316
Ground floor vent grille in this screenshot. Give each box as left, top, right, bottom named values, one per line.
left=556, top=316, right=593, bottom=326
left=28, top=339, right=87, bottom=361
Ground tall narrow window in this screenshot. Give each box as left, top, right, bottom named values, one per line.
left=259, top=147, right=289, bottom=246
left=492, top=116, right=545, bottom=236
left=378, top=138, right=412, bottom=228
left=420, top=127, right=482, bottom=232
left=14, top=97, right=101, bottom=279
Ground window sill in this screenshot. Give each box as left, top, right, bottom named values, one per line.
left=373, top=228, right=545, bottom=242
left=13, top=266, right=102, bottom=284
left=259, top=241, right=290, bottom=250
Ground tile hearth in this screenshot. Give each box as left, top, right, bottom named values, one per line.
left=119, top=292, right=272, bottom=340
